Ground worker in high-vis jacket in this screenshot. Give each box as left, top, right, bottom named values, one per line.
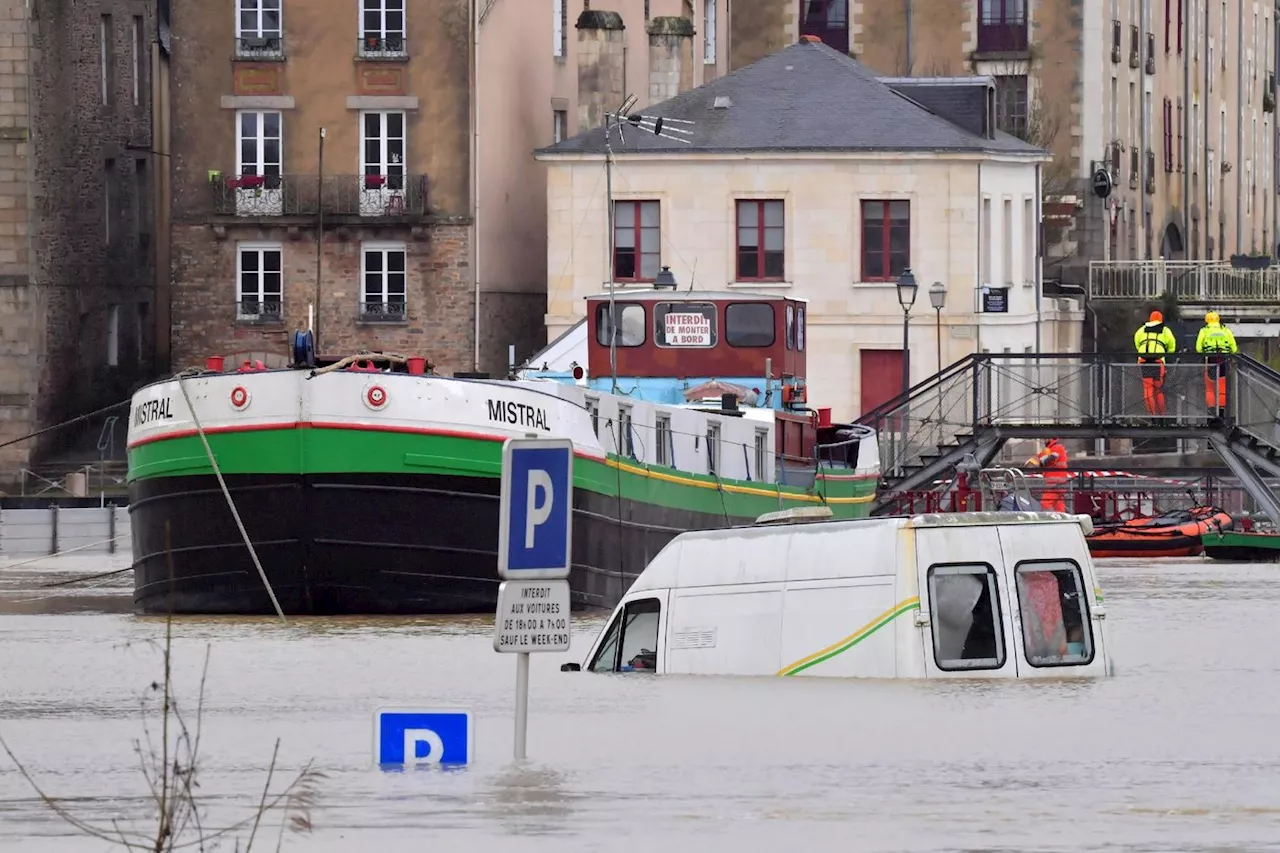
left=1133, top=310, right=1177, bottom=415
left=1195, top=311, right=1239, bottom=418
left=1025, top=437, right=1069, bottom=513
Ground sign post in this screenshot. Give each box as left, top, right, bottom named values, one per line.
left=495, top=436, right=574, bottom=761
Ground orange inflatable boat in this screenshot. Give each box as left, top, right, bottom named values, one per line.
left=1086, top=506, right=1234, bottom=558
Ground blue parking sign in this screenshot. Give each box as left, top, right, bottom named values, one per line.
left=497, top=438, right=573, bottom=580
left=374, top=708, right=473, bottom=767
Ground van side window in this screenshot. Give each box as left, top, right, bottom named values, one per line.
left=926, top=563, right=1006, bottom=671
left=1014, top=559, right=1094, bottom=667
left=588, top=597, right=661, bottom=673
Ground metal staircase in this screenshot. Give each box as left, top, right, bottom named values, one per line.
left=857, top=352, right=1280, bottom=519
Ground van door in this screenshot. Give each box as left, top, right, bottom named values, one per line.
left=584, top=590, right=670, bottom=674
left=915, top=526, right=1018, bottom=678
left=995, top=524, right=1108, bottom=678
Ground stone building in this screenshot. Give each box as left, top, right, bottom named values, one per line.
left=725, top=0, right=1278, bottom=281
left=163, top=0, right=474, bottom=375
left=0, top=0, right=157, bottom=470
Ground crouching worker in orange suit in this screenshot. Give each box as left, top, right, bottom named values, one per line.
left=1025, top=437, right=1069, bottom=512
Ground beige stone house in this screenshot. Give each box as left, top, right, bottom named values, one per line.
left=534, top=38, right=1083, bottom=420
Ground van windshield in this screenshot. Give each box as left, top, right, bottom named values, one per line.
left=1014, top=560, right=1094, bottom=666
left=927, top=564, right=1006, bottom=671
left=589, top=597, right=661, bottom=673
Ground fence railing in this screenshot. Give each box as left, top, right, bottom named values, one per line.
left=210, top=173, right=430, bottom=218
left=857, top=353, right=1277, bottom=480
left=1088, top=259, right=1280, bottom=302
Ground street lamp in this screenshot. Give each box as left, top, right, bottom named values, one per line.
left=929, top=281, right=947, bottom=375
left=896, top=268, right=918, bottom=396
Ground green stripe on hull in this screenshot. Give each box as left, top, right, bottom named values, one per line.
left=128, top=427, right=876, bottom=518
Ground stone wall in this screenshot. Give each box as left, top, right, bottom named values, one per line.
left=577, top=10, right=626, bottom=134
left=0, top=0, right=155, bottom=472
left=171, top=222, right=474, bottom=376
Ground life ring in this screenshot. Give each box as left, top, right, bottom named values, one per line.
left=364, top=384, right=388, bottom=411
left=230, top=386, right=250, bottom=411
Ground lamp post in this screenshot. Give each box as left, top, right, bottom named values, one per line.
left=929, top=281, right=947, bottom=375
left=896, top=269, right=918, bottom=475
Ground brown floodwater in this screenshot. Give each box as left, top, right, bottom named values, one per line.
left=1, top=554, right=1280, bottom=852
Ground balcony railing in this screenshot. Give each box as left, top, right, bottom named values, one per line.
left=976, top=15, right=1028, bottom=53
left=237, top=299, right=283, bottom=322
left=235, top=34, right=284, bottom=60
left=357, top=34, right=407, bottom=59
left=359, top=300, right=407, bottom=322
left=210, top=173, right=430, bottom=218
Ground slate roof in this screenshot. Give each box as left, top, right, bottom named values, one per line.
left=536, top=39, right=1045, bottom=158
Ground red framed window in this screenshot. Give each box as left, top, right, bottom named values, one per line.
left=860, top=200, right=910, bottom=282
left=613, top=200, right=660, bottom=281
left=735, top=199, right=785, bottom=281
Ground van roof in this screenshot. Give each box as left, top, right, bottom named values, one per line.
left=625, top=511, right=1093, bottom=594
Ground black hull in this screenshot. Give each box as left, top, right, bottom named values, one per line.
left=130, top=473, right=749, bottom=616
left=1202, top=544, right=1280, bottom=561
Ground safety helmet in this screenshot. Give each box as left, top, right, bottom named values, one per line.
left=1206, top=311, right=1220, bottom=325
left=1149, top=310, right=1164, bottom=323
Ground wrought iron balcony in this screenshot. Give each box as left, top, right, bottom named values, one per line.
left=359, top=300, right=407, bottom=322
left=356, top=34, right=407, bottom=60
left=976, top=15, right=1028, bottom=53
left=237, top=299, right=283, bottom=322
left=235, top=34, right=284, bottom=60
left=209, top=173, right=430, bottom=219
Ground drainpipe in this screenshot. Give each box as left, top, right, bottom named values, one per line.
left=1182, top=0, right=1190, bottom=259
left=1035, top=162, right=1042, bottom=353
left=905, top=0, right=913, bottom=75
left=1140, top=0, right=1149, bottom=258
left=471, top=0, right=481, bottom=371
left=1236, top=0, right=1244, bottom=253
left=975, top=161, right=982, bottom=357
left=1204, top=0, right=1211, bottom=259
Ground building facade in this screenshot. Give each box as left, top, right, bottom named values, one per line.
left=0, top=0, right=157, bottom=470
left=536, top=40, right=1082, bottom=419
left=724, top=0, right=1278, bottom=281
left=475, top=0, right=731, bottom=376
left=162, top=0, right=474, bottom=375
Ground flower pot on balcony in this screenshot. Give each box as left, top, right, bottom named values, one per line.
left=238, top=174, right=265, bottom=189
left=1230, top=253, right=1271, bottom=270
left=364, top=174, right=387, bottom=189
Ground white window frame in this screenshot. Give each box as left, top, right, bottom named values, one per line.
left=706, top=422, right=720, bottom=475
left=753, top=429, right=768, bottom=481
left=553, top=0, right=565, bottom=58
left=236, top=110, right=282, bottom=178
left=617, top=404, right=635, bottom=457
left=236, top=242, right=284, bottom=320
left=359, top=0, right=406, bottom=56
left=553, top=109, right=566, bottom=143
left=703, top=0, right=717, bottom=63
left=360, top=241, right=407, bottom=319
left=655, top=414, right=671, bottom=466
left=237, top=0, right=283, bottom=38
left=359, top=110, right=405, bottom=180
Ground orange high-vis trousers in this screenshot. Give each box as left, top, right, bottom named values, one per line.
left=1139, top=358, right=1167, bottom=415
left=1204, top=360, right=1228, bottom=409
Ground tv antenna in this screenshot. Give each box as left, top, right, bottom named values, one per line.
left=600, top=94, right=695, bottom=393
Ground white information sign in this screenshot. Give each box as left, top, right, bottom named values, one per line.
left=664, top=312, right=712, bottom=347
left=493, top=579, right=572, bottom=653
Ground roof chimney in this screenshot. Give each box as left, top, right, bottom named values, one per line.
left=576, top=7, right=626, bottom=138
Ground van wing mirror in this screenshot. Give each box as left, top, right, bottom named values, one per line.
left=560, top=662, right=582, bottom=672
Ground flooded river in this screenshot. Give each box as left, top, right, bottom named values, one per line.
left=2, top=554, right=1280, bottom=852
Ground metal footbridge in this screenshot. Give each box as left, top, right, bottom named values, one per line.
left=858, top=352, right=1280, bottom=520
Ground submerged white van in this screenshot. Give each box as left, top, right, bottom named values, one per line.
left=566, top=510, right=1111, bottom=679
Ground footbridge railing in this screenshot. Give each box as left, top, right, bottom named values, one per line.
left=1088, top=260, right=1280, bottom=304
left=856, top=353, right=1279, bottom=486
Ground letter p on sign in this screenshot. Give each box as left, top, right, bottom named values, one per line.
left=498, top=438, right=573, bottom=580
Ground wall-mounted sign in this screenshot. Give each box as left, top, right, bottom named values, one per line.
left=1091, top=167, right=1114, bottom=199
left=663, top=312, right=713, bottom=347
left=982, top=287, right=1009, bottom=314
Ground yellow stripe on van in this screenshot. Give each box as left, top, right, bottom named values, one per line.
left=777, top=597, right=921, bottom=676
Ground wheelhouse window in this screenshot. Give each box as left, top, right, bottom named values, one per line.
left=617, top=404, right=636, bottom=458
left=785, top=304, right=795, bottom=349
left=595, top=302, right=645, bottom=347
left=584, top=396, right=600, bottom=437
left=860, top=200, right=910, bottom=282
left=236, top=243, right=283, bottom=321
left=753, top=429, right=768, bottom=480
left=725, top=302, right=774, bottom=347
left=655, top=414, right=672, bottom=466
left=1014, top=560, right=1094, bottom=666
left=927, top=563, right=1006, bottom=671
left=653, top=301, right=716, bottom=348
left=706, top=422, right=720, bottom=475
left=735, top=199, right=784, bottom=281
left=589, top=597, right=661, bottom=672
left=613, top=200, right=660, bottom=281
left=361, top=243, right=407, bottom=320
left=796, top=305, right=806, bottom=351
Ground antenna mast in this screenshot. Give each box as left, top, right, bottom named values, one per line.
left=600, top=95, right=695, bottom=393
